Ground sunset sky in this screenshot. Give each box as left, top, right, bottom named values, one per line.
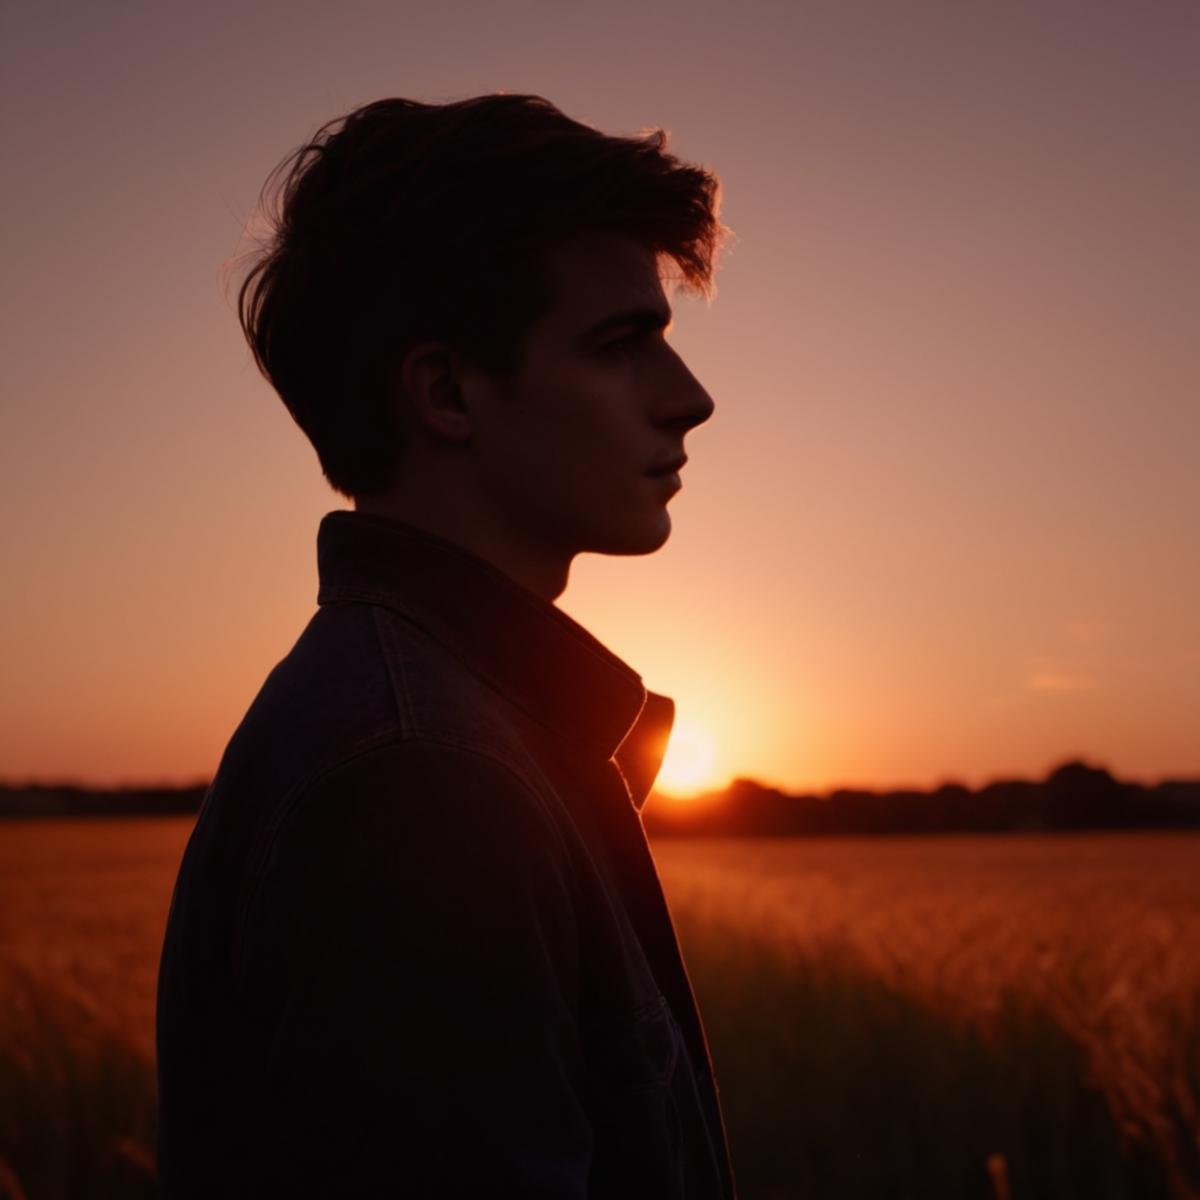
left=2, top=1, right=1197, bottom=794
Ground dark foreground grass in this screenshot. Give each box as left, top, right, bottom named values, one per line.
left=674, top=908, right=1190, bottom=1200
left=1, top=935, right=1191, bottom=1200
left=0, top=961, right=157, bottom=1200
left=1, top=820, right=1196, bottom=1198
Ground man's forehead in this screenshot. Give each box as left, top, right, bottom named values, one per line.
left=543, top=232, right=669, bottom=323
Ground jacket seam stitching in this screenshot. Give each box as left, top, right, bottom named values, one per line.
left=232, top=727, right=402, bottom=991
left=371, top=605, right=414, bottom=732
left=322, top=590, right=640, bottom=759
left=232, top=730, right=576, bottom=994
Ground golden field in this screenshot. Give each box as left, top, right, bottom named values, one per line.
left=0, top=818, right=1196, bottom=1199
left=654, top=833, right=1200, bottom=1199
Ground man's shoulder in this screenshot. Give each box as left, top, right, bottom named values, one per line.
left=251, top=600, right=515, bottom=753
left=187, top=601, right=572, bottom=1006
left=211, top=599, right=540, bottom=829
left=277, top=736, right=561, bottom=856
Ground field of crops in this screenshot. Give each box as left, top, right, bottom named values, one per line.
left=0, top=818, right=1196, bottom=1199
left=653, top=833, right=1200, bottom=1199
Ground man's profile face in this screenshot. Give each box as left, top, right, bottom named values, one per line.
left=463, top=231, right=716, bottom=561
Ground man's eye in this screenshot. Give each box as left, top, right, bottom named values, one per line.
left=601, top=331, right=646, bottom=355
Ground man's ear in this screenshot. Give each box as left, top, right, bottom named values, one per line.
left=393, top=341, right=473, bottom=444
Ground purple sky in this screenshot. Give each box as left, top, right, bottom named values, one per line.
left=2, top=0, right=1197, bottom=791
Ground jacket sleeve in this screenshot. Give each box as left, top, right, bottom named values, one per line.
left=245, top=737, right=592, bottom=1197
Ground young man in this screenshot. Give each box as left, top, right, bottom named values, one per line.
left=156, top=94, right=737, bottom=1198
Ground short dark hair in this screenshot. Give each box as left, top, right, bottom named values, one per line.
left=233, top=94, right=728, bottom=499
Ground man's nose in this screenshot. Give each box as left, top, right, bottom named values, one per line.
left=659, top=347, right=715, bottom=432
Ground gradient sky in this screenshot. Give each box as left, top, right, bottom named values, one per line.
left=2, top=0, right=1197, bottom=793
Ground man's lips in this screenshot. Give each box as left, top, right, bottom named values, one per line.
left=649, top=471, right=682, bottom=487
left=646, top=454, right=688, bottom=477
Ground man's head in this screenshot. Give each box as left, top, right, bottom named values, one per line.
left=236, top=94, right=727, bottom=584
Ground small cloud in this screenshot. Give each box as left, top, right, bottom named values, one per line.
left=1026, top=673, right=1099, bottom=693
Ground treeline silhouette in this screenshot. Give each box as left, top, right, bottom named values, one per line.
left=0, top=781, right=207, bottom=818
left=0, top=759, right=1197, bottom=834
left=643, top=760, right=1200, bottom=836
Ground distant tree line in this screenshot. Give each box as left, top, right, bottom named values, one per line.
left=643, top=760, right=1200, bottom=836
left=0, top=781, right=207, bottom=818
left=1, top=759, right=1197, bottom=834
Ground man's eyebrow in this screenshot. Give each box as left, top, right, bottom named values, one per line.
left=574, top=305, right=674, bottom=345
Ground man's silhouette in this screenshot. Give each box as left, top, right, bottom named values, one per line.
left=156, top=94, right=736, bottom=1198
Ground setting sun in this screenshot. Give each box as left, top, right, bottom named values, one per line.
left=657, top=716, right=719, bottom=796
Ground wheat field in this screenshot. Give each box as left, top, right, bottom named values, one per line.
left=0, top=818, right=1196, bottom=1198
left=655, top=833, right=1200, bottom=1199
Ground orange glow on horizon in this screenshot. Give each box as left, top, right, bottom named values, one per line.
left=657, top=716, right=720, bottom=797
left=1, top=8, right=1197, bottom=792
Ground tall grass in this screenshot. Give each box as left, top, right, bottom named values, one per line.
left=0, top=818, right=186, bottom=1200
left=0, top=959, right=157, bottom=1199
left=0, top=820, right=1196, bottom=1198
left=675, top=911, right=1177, bottom=1198
left=656, top=834, right=1200, bottom=1200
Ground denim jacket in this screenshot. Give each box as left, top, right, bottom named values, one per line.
left=156, top=510, right=738, bottom=1198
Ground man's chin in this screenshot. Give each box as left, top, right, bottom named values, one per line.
left=584, top=513, right=672, bottom=557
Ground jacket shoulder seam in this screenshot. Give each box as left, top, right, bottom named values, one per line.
left=370, top=604, right=414, bottom=730
left=232, top=732, right=572, bottom=994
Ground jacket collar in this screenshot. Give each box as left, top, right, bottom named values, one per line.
left=315, top=510, right=674, bottom=811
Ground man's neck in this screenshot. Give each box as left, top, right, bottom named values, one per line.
left=351, top=493, right=572, bottom=602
